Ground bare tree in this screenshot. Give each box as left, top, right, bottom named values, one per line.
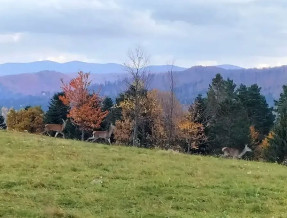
left=167, top=63, right=175, bottom=148
left=124, top=46, right=149, bottom=146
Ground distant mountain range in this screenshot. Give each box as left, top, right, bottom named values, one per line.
left=0, top=61, right=189, bottom=76
left=1, top=60, right=284, bottom=110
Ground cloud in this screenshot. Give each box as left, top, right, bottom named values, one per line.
left=0, top=0, right=286, bottom=67
left=0, top=33, right=23, bottom=44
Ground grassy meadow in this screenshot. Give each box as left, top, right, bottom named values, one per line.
left=0, top=130, right=287, bottom=217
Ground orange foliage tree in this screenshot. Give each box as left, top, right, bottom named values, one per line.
left=257, top=131, right=274, bottom=160
left=178, top=117, right=207, bottom=153
left=59, top=71, right=108, bottom=140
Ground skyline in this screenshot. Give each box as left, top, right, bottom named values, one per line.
left=0, top=0, right=287, bottom=68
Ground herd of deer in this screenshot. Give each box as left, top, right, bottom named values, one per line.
left=43, top=119, right=252, bottom=158
left=43, top=119, right=115, bottom=144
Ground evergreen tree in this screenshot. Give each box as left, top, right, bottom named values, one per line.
left=45, top=92, right=82, bottom=139
left=100, top=97, right=119, bottom=130
left=275, top=85, right=287, bottom=114
left=102, top=97, right=113, bottom=112
left=266, top=86, right=287, bottom=163
left=45, top=92, right=69, bottom=124
left=237, top=84, right=274, bottom=137
left=188, top=94, right=207, bottom=125
left=206, top=74, right=250, bottom=154
left=0, top=115, right=6, bottom=129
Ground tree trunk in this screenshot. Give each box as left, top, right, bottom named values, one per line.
left=81, top=129, right=85, bottom=141
left=167, top=66, right=175, bottom=148
left=133, top=94, right=139, bottom=147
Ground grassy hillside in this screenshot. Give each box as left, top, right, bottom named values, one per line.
left=0, top=131, right=287, bottom=217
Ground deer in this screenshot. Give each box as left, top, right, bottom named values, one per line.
left=43, top=119, right=67, bottom=138
left=87, top=124, right=115, bottom=144
left=222, top=144, right=252, bottom=159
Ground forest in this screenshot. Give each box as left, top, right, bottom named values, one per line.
left=1, top=49, right=287, bottom=165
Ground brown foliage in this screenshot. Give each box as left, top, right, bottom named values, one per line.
left=115, top=89, right=182, bottom=148
left=6, top=107, right=44, bottom=133
left=178, top=116, right=207, bottom=153
left=114, top=118, right=133, bottom=144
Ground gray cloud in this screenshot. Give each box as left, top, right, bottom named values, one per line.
left=0, top=0, right=286, bottom=67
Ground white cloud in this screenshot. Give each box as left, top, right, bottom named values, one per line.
left=0, top=0, right=287, bottom=67
left=0, top=33, right=23, bottom=43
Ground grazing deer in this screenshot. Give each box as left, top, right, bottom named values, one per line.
left=222, top=144, right=252, bottom=159
left=43, top=119, right=67, bottom=138
left=87, top=124, right=115, bottom=144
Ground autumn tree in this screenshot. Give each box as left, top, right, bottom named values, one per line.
left=154, top=90, right=184, bottom=149
left=256, top=132, right=274, bottom=160
left=178, top=117, right=207, bottom=154
left=114, top=83, right=148, bottom=146
left=114, top=88, right=168, bottom=148
left=124, top=46, right=149, bottom=146
left=60, top=71, right=108, bottom=140
left=45, top=92, right=82, bottom=139
left=6, top=106, right=44, bottom=133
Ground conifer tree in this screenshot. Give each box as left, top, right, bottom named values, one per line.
left=237, top=84, right=274, bottom=137
left=45, top=92, right=69, bottom=124
left=45, top=92, right=81, bottom=139
left=206, top=74, right=250, bottom=154
left=266, top=85, right=287, bottom=163
left=0, top=115, right=6, bottom=129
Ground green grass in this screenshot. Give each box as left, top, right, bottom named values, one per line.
left=0, top=131, right=287, bottom=217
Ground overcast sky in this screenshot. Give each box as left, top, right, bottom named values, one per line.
left=0, top=0, right=287, bottom=68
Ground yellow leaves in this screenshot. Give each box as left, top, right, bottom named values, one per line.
left=178, top=115, right=206, bottom=150
left=178, top=119, right=203, bottom=138
left=250, top=125, right=260, bottom=145
left=255, top=131, right=274, bottom=160
left=259, top=132, right=274, bottom=150
left=6, top=107, right=44, bottom=133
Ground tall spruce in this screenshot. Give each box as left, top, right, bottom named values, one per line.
left=237, top=84, right=274, bottom=137
left=45, top=92, right=69, bottom=124
left=45, top=92, right=81, bottom=139
left=101, top=97, right=119, bottom=131
left=266, top=85, right=287, bottom=163
left=206, top=74, right=250, bottom=153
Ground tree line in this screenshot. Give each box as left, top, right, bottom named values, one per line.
left=1, top=49, right=287, bottom=164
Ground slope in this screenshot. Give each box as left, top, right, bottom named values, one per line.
left=0, top=131, right=287, bottom=217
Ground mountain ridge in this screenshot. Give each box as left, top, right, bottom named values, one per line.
left=0, top=64, right=286, bottom=110
left=0, top=61, right=187, bottom=76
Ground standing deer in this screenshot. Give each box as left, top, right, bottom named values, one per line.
left=43, top=119, right=67, bottom=138
left=87, top=124, right=115, bottom=144
left=222, top=144, right=252, bottom=159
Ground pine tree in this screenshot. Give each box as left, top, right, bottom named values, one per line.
left=266, top=85, right=287, bottom=163
left=237, top=84, right=274, bottom=137
left=0, top=115, right=6, bottom=129
left=45, top=92, right=81, bottom=139
left=188, top=94, right=207, bottom=125
left=45, top=92, right=69, bottom=124
left=206, top=74, right=250, bottom=154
